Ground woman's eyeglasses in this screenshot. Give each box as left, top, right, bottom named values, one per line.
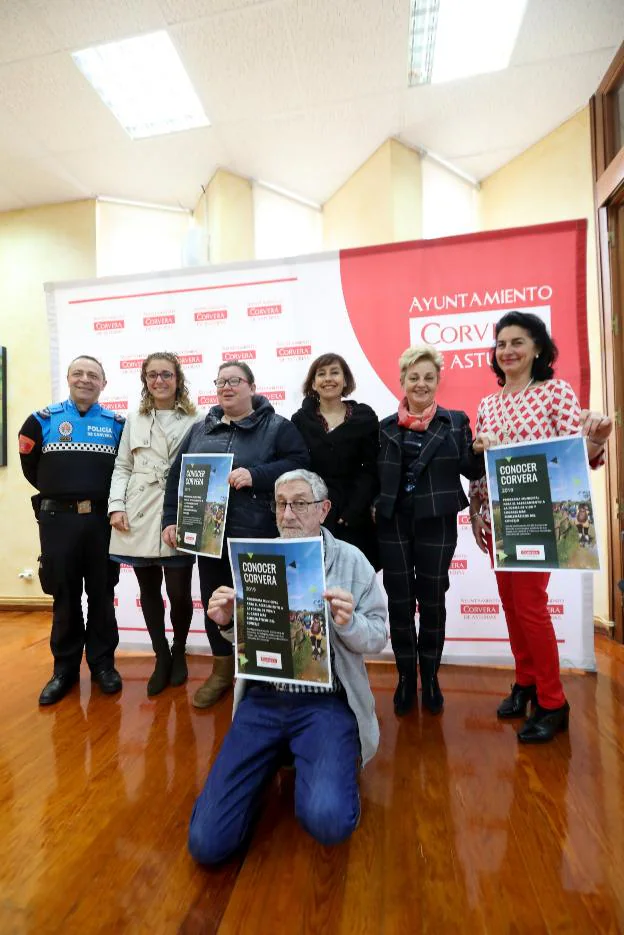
left=214, top=377, right=250, bottom=388
left=271, top=499, right=324, bottom=514
left=146, top=370, right=175, bottom=382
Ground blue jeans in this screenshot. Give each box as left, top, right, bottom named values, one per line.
left=188, top=687, right=361, bottom=863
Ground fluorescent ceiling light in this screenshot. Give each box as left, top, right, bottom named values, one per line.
left=72, top=30, right=210, bottom=139
left=409, top=0, right=527, bottom=86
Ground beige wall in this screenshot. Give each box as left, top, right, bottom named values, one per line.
left=96, top=200, right=191, bottom=277
left=323, top=139, right=422, bottom=249
left=195, top=169, right=254, bottom=264
left=0, top=200, right=96, bottom=603
left=480, top=108, right=609, bottom=620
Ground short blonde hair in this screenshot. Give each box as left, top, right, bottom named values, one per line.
left=399, top=345, right=443, bottom=382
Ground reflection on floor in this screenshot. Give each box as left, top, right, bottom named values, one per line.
left=1, top=611, right=623, bottom=934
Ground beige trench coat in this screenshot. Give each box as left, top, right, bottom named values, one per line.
left=108, top=408, right=198, bottom=558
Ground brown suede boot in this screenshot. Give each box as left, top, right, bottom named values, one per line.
left=192, top=655, right=235, bottom=709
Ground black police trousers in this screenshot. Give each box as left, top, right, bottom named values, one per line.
left=39, top=510, right=120, bottom=675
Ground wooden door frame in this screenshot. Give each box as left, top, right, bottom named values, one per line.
left=590, top=40, right=624, bottom=641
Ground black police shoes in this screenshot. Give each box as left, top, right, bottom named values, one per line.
left=497, top=683, right=538, bottom=719
left=517, top=701, right=570, bottom=744
left=39, top=673, right=79, bottom=706
left=91, top=667, right=122, bottom=694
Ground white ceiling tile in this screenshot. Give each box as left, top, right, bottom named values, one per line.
left=0, top=0, right=59, bottom=64
left=0, top=153, right=90, bottom=207
left=513, top=0, right=624, bottom=66
left=402, top=48, right=616, bottom=161
left=0, top=52, right=129, bottom=153
left=171, top=3, right=303, bottom=122
left=285, top=0, right=409, bottom=106
left=0, top=183, right=26, bottom=211
left=157, top=0, right=264, bottom=23
left=220, top=92, right=403, bottom=202
left=31, top=0, right=166, bottom=49
left=58, top=126, right=231, bottom=207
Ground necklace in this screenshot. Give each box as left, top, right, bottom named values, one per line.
left=498, top=378, right=534, bottom=445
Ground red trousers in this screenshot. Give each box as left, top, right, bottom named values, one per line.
left=486, top=534, right=566, bottom=709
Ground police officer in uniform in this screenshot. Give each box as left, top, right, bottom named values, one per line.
left=19, top=355, right=125, bottom=705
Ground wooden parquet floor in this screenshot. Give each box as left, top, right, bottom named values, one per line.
left=1, top=611, right=623, bottom=935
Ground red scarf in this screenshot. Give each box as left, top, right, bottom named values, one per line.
left=397, top=397, right=438, bottom=431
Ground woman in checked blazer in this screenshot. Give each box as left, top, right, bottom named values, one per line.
left=376, top=345, right=485, bottom=717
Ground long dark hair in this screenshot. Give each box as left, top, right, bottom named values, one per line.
left=139, top=352, right=197, bottom=415
left=301, top=353, right=356, bottom=398
left=491, top=311, right=558, bottom=386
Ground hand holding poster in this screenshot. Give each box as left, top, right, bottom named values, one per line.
left=485, top=436, right=599, bottom=572
left=228, top=536, right=331, bottom=687
left=176, top=453, right=233, bottom=557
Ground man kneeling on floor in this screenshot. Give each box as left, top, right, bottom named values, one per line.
left=188, top=469, right=387, bottom=862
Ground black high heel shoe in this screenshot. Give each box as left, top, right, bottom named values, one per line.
left=517, top=701, right=570, bottom=744
left=497, top=683, right=538, bottom=719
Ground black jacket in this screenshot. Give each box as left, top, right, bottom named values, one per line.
left=291, top=397, right=379, bottom=528
left=163, top=395, right=309, bottom=540
left=377, top=407, right=484, bottom=520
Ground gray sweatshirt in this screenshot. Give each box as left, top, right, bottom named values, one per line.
left=225, top=526, right=388, bottom=765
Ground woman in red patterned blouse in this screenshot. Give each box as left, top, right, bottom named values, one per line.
left=471, top=311, right=611, bottom=743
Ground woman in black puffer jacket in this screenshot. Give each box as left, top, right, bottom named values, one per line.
left=163, top=360, right=309, bottom=708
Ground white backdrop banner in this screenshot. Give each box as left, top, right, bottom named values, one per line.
left=45, top=222, right=596, bottom=670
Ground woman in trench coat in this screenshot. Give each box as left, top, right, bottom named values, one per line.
left=108, top=352, right=198, bottom=696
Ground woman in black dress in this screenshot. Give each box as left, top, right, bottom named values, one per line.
left=292, top=353, right=379, bottom=567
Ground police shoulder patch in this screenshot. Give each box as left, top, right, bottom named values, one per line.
left=36, top=407, right=51, bottom=419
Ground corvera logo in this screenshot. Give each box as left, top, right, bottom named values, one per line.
left=100, top=399, right=128, bottom=411
left=120, top=359, right=143, bottom=370
left=460, top=602, right=500, bottom=616
left=516, top=544, right=545, bottom=561
left=276, top=345, right=311, bottom=358
left=198, top=394, right=218, bottom=406
left=256, top=651, right=282, bottom=669
left=195, top=309, right=227, bottom=321
left=94, top=318, right=124, bottom=332
left=178, top=353, right=203, bottom=366
left=222, top=349, right=256, bottom=361
left=260, top=389, right=286, bottom=401
left=144, top=314, right=175, bottom=327
left=547, top=603, right=564, bottom=615
left=248, top=304, right=282, bottom=317
left=192, top=599, right=203, bottom=610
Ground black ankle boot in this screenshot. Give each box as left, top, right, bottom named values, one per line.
left=147, top=647, right=172, bottom=696
left=419, top=659, right=444, bottom=715
left=394, top=674, right=416, bottom=716
left=517, top=701, right=570, bottom=744
left=497, top=683, right=538, bottom=719
left=170, top=641, right=188, bottom=687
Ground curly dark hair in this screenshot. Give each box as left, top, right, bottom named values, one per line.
left=139, top=352, right=197, bottom=415
left=301, top=353, right=356, bottom=398
left=491, top=311, right=558, bottom=386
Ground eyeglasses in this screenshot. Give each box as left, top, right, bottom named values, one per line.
left=146, top=370, right=175, bottom=382
left=271, top=499, right=324, bottom=514
left=214, top=377, right=250, bottom=388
